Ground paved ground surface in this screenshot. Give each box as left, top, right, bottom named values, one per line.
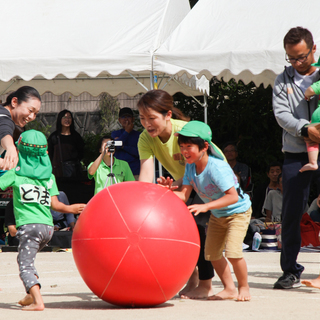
left=1, top=250, right=320, bottom=320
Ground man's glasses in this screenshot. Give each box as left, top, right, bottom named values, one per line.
left=120, top=115, right=132, bottom=119
left=285, top=47, right=312, bottom=64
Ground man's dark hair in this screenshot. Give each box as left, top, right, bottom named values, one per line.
left=284, top=27, right=314, bottom=49
left=222, top=141, right=238, bottom=152
left=267, top=161, right=282, bottom=173
left=177, top=135, right=212, bottom=155
left=97, top=135, right=112, bottom=152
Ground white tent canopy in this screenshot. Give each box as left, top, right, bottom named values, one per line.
left=154, top=0, right=320, bottom=87
left=0, top=0, right=208, bottom=97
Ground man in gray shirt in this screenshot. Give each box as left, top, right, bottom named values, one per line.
left=273, top=27, right=320, bottom=289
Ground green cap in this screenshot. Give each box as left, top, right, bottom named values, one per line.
left=312, top=56, right=320, bottom=68
left=15, top=129, right=52, bottom=179
left=175, top=121, right=225, bottom=160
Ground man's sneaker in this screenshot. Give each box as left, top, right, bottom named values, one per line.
left=274, top=273, right=301, bottom=289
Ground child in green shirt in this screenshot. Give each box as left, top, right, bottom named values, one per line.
left=0, top=130, right=85, bottom=311
left=88, top=135, right=134, bottom=194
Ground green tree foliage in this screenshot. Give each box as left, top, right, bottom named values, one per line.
left=99, top=93, right=120, bottom=132
left=25, top=119, right=52, bottom=138
left=174, top=77, right=284, bottom=185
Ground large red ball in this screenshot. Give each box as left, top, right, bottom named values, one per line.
left=72, top=181, right=200, bottom=307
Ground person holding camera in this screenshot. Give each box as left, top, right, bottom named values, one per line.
left=88, top=135, right=134, bottom=195
left=111, top=107, right=141, bottom=180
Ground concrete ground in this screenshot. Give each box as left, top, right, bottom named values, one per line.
left=1, top=250, right=320, bottom=320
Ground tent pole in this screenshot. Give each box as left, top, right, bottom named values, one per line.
left=203, top=93, right=208, bottom=124
left=150, top=71, right=154, bottom=90
left=126, top=71, right=149, bottom=91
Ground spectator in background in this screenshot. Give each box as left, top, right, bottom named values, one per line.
left=48, top=109, right=84, bottom=178
left=264, top=173, right=283, bottom=222
left=223, top=142, right=251, bottom=192
left=251, top=161, right=282, bottom=219
left=111, top=107, right=141, bottom=180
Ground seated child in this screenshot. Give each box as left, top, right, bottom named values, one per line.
left=158, top=121, right=252, bottom=301
left=88, top=135, right=135, bottom=194
left=50, top=191, right=76, bottom=230
left=264, top=173, right=283, bottom=222
left=0, top=130, right=85, bottom=311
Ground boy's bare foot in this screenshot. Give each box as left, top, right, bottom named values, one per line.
left=300, top=163, right=318, bottom=172
left=179, top=268, right=199, bottom=297
left=207, top=288, right=237, bottom=301
left=237, top=286, right=251, bottom=301
left=22, top=302, right=45, bottom=311
left=182, top=279, right=214, bottom=299
left=302, top=276, right=320, bottom=289
left=18, top=294, right=34, bottom=306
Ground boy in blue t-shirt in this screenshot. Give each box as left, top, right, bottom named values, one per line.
left=158, top=121, right=252, bottom=302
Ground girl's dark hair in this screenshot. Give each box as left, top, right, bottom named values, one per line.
left=137, top=89, right=190, bottom=121
left=97, top=135, right=112, bottom=152
left=56, top=109, right=75, bottom=133
left=3, top=86, right=41, bottom=107
left=177, top=135, right=212, bottom=155
left=284, top=27, right=314, bottom=49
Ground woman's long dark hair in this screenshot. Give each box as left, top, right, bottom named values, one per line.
left=56, top=109, right=75, bottom=133
left=3, top=86, right=41, bottom=107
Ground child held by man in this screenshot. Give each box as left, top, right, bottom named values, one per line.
left=0, top=130, right=85, bottom=311
left=158, top=121, right=252, bottom=301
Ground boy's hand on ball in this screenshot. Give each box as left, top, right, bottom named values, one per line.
left=187, top=204, right=207, bottom=216
left=157, top=176, right=178, bottom=191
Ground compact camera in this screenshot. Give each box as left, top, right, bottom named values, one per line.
left=106, top=140, right=122, bottom=152
left=107, top=140, right=122, bottom=147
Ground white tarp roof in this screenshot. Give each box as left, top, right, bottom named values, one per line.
left=154, top=0, right=320, bottom=87
left=0, top=0, right=208, bottom=97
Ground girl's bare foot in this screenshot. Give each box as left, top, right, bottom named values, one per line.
left=302, top=276, right=320, bottom=289
left=237, top=286, right=251, bottom=301
left=207, top=288, right=237, bottom=301
left=18, top=294, right=34, bottom=306
left=22, top=302, right=44, bottom=311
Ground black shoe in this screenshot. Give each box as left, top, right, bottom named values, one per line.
left=274, top=273, right=301, bottom=289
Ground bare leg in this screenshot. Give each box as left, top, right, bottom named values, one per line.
left=228, top=257, right=251, bottom=301
left=300, top=150, right=319, bottom=172
left=21, top=285, right=44, bottom=311
left=207, top=257, right=237, bottom=300
left=302, top=275, right=320, bottom=289
left=181, top=279, right=214, bottom=299
left=179, top=267, right=199, bottom=297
